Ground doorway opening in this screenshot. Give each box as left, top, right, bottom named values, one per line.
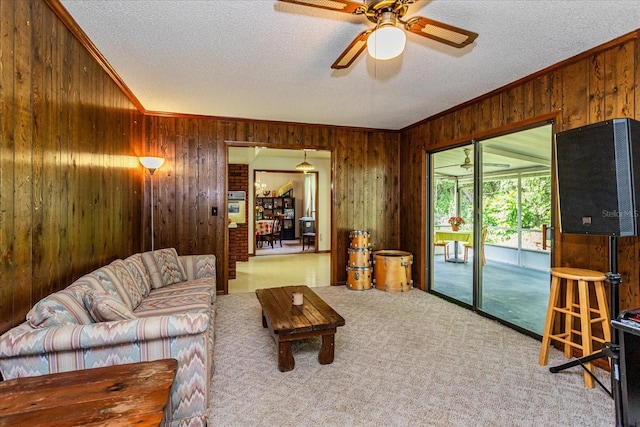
left=226, top=146, right=332, bottom=293
left=253, top=169, right=318, bottom=256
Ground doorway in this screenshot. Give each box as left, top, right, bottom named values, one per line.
left=429, top=123, right=554, bottom=336
left=226, top=146, right=332, bottom=293
left=253, top=170, right=318, bottom=256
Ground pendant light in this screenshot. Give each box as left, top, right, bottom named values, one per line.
left=296, top=151, right=315, bottom=172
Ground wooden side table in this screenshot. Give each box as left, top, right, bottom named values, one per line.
left=0, top=359, right=177, bottom=426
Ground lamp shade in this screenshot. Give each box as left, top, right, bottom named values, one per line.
left=139, top=156, right=165, bottom=170
left=296, top=151, right=315, bottom=172
left=295, top=161, right=315, bottom=172
left=367, top=26, right=406, bottom=60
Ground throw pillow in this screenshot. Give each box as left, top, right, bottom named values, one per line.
left=110, top=260, right=144, bottom=309
left=141, top=248, right=187, bottom=289
left=84, top=290, right=137, bottom=322
left=27, top=299, right=81, bottom=328
left=26, top=286, right=92, bottom=328
left=123, top=254, right=152, bottom=297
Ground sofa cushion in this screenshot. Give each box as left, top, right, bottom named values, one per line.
left=84, top=290, right=137, bottom=322
left=134, top=280, right=213, bottom=317
left=110, top=260, right=144, bottom=309
left=72, top=273, right=123, bottom=304
left=123, top=253, right=151, bottom=297
left=141, top=248, right=187, bottom=290
left=181, top=254, right=216, bottom=281
left=26, top=285, right=93, bottom=328
left=146, top=278, right=215, bottom=299
left=91, top=265, right=140, bottom=310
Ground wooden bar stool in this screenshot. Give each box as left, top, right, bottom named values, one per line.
left=538, top=267, right=610, bottom=388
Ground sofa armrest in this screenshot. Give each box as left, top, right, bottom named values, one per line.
left=180, top=254, right=216, bottom=281
left=0, top=311, right=209, bottom=358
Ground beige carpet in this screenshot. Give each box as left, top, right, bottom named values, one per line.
left=210, top=286, right=614, bottom=426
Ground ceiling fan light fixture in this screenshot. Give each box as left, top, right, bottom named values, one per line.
left=281, top=0, right=478, bottom=69
left=367, top=12, right=406, bottom=60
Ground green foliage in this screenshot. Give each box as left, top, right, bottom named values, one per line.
left=481, top=176, right=550, bottom=229
left=434, top=180, right=455, bottom=224
left=521, top=176, right=551, bottom=227
left=434, top=175, right=551, bottom=246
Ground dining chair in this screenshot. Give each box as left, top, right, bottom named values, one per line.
left=256, top=219, right=276, bottom=249
left=434, top=240, right=450, bottom=261
left=464, top=226, right=488, bottom=264
left=270, top=217, right=283, bottom=248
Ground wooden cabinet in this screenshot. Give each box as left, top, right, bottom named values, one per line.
left=256, top=197, right=295, bottom=240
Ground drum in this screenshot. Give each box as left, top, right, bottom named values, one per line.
left=346, top=266, right=372, bottom=291
left=349, top=230, right=370, bottom=248
left=372, top=250, right=413, bottom=293
left=347, top=247, right=372, bottom=267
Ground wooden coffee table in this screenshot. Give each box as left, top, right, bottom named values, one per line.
left=256, top=285, right=345, bottom=372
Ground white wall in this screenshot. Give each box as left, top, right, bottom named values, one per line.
left=248, top=154, right=331, bottom=253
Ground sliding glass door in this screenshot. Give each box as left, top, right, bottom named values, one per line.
left=478, top=126, right=553, bottom=334
left=429, top=123, right=554, bottom=336
left=431, top=144, right=474, bottom=305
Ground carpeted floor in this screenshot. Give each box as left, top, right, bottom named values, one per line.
left=210, top=286, right=613, bottom=426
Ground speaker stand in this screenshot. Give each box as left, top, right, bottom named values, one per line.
left=548, top=235, right=624, bottom=427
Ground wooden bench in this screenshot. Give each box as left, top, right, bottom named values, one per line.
left=255, top=286, right=345, bottom=372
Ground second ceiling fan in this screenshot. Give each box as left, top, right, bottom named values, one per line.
left=437, top=148, right=510, bottom=171
left=278, top=0, right=478, bottom=69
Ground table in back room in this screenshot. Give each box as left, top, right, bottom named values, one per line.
left=435, top=230, right=473, bottom=263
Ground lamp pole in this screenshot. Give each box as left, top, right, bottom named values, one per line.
left=139, top=157, right=165, bottom=251
left=149, top=168, right=156, bottom=251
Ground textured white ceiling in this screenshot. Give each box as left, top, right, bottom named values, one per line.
left=60, top=0, right=640, bottom=130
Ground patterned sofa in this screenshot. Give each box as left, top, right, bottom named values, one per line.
left=0, top=248, right=216, bottom=427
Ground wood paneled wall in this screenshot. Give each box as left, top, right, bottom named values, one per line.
left=0, top=0, right=143, bottom=333
left=142, top=116, right=401, bottom=293
left=400, top=31, right=640, bottom=310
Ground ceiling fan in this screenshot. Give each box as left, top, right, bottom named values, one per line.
left=278, top=0, right=478, bottom=69
left=437, top=148, right=510, bottom=171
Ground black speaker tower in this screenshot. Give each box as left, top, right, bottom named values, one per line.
left=555, top=118, right=640, bottom=427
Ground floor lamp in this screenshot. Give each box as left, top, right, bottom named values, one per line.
left=139, top=156, right=165, bottom=251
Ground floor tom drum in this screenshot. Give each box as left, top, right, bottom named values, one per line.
left=346, top=266, right=372, bottom=291
left=372, top=250, right=413, bottom=293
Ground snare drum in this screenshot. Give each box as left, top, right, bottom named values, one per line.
left=346, top=266, right=372, bottom=291
left=347, top=247, right=372, bottom=267
left=372, top=250, right=413, bottom=293
left=349, top=230, right=370, bottom=248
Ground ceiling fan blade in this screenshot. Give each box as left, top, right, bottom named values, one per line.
left=405, top=16, right=478, bottom=48
left=483, top=163, right=510, bottom=168
left=278, top=0, right=366, bottom=14
left=331, top=29, right=372, bottom=69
